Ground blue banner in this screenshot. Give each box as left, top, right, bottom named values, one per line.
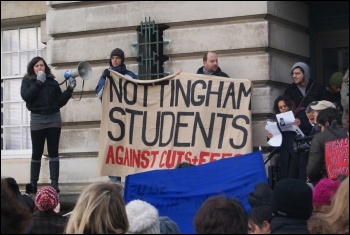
left=124, top=151, right=267, bottom=234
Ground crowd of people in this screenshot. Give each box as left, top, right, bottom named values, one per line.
left=266, top=61, right=349, bottom=187
left=1, top=51, right=349, bottom=234
left=1, top=175, right=348, bottom=234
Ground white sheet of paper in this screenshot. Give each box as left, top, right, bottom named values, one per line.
left=265, top=121, right=282, bottom=147
left=276, top=111, right=295, bottom=132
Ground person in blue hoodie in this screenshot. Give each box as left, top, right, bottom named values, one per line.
left=95, top=48, right=138, bottom=183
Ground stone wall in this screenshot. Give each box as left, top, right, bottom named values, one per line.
left=1, top=1, right=310, bottom=190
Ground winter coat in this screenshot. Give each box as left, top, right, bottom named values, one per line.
left=21, top=73, right=72, bottom=115
left=307, top=126, right=348, bottom=183
left=29, top=210, right=67, bottom=234
left=284, top=79, right=324, bottom=111
left=196, top=66, right=229, bottom=78
left=270, top=216, right=310, bottom=234
left=284, top=79, right=323, bottom=136
left=278, top=130, right=298, bottom=180
left=95, top=64, right=137, bottom=99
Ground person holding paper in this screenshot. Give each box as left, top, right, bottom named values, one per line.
left=267, top=96, right=303, bottom=181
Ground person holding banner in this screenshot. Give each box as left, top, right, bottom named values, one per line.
left=307, top=107, right=347, bottom=185
left=95, top=48, right=137, bottom=183
left=96, top=48, right=137, bottom=99
left=21, top=56, right=76, bottom=194
left=196, top=51, right=230, bottom=78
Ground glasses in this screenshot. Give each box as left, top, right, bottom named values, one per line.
left=310, top=101, right=318, bottom=106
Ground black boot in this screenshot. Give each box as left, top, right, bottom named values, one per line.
left=25, top=161, right=41, bottom=194
left=49, top=160, right=60, bottom=193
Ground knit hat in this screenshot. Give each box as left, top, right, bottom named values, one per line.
left=126, top=199, right=160, bottom=234
left=248, top=182, right=273, bottom=208
left=159, top=216, right=180, bottom=234
left=310, top=100, right=336, bottom=111
left=313, top=178, right=341, bottom=206
left=110, top=48, right=125, bottom=66
left=329, top=72, right=343, bottom=87
left=290, top=62, right=310, bottom=84
left=35, top=186, right=59, bottom=211
left=271, top=178, right=313, bottom=220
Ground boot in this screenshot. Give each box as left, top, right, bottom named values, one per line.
left=49, top=160, right=60, bottom=193
left=25, top=161, right=41, bottom=194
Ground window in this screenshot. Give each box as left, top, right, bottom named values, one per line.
left=1, top=25, right=45, bottom=152
left=134, top=18, right=170, bottom=80
left=323, top=47, right=349, bottom=85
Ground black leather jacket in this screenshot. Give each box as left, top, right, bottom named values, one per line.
left=21, top=73, right=73, bottom=115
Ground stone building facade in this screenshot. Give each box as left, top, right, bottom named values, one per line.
left=1, top=1, right=348, bottom=192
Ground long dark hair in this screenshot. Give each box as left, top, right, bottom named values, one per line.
left=273, top=95, right=292, bottom=114
left=316, top=107, right=342, bottom=126
left=26, top=56, right=51, bottom=76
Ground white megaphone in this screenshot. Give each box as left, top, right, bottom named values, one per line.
left=64, top=61, right=92, bottom=81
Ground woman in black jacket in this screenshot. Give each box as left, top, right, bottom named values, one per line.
left=21, top=56, right=76, bottom=194
left=267, top=96, right=303, bottom=181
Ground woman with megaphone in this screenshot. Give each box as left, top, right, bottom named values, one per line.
left=21, top=56, right=76, bottom=194
left=95, top=48, right=138, bottom=183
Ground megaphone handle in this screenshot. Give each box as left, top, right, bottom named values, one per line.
left=64, top=71, right=72, bottom=80
left=70, top=80, right=85, bottom=101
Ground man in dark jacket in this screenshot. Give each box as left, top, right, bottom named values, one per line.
left=284, top=62, right=324, bottom=136
left=307, top=107, right=347, bottom=185
left=196, top=51, right=229, bottom=78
